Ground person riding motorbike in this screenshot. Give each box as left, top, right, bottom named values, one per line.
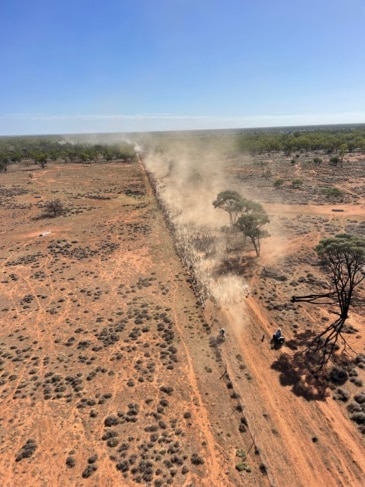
left=273, top=328, right=285, bottom=343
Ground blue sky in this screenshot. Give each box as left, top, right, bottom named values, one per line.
left=1, top=0, right=365, bottom=135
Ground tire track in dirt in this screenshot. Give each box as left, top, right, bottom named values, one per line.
left=165, top=265, right=227, bottom=486
left=221, top=312, right=321, bottom=487
left=266, top=203, right=365, bottom=218
left=138, top=157, right=226, bottom=484
left=217, top=296, right=365, bottom=487
left=2, top=220, right=100, bottom=475
left=81, top=179, right=226, bottom=483
left=1, top=246, right=51, bottom=406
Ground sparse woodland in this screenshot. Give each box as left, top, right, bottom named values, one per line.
left=0, top=135, right=137, bottom=170
left=140, top=127, right=365, bottom=362
left=0, top=127, right=365, bottom=486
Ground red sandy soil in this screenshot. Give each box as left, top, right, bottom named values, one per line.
left=0, top=157, right=364, bottom=487
left=217, top=221, right=365, bottom=486
left=212, top=152, right=365, bottom=487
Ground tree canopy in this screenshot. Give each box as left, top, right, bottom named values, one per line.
left=235, top=203, right=269, bottom=257
left=235, top=126, right=365, bottom=155
left=292, top=233, right=365, bottom=367
left=213, top=190, right=244, bottom=225
left=213, top=191, right=270, bottom=257
left=315, top=234, right=365, bottom=320
left=0, top=135, right=137, bottom=167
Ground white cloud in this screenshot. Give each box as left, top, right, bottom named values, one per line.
left=2, top=111, right=365, bottom=124
left=0, top=112, right=209, bottom=121
left=0, top=111, right=364, bottom=135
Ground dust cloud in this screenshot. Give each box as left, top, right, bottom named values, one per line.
left=142, top=137, right=251, bottom=308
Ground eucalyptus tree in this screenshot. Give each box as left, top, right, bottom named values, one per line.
left=235, top=202, right=269, bottom=257
left=213, top=191, right=244, bottom=225
left=292, top=234, right=365, bottom=367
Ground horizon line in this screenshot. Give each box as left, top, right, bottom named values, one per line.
left=1, top=121, right=365, bottom=139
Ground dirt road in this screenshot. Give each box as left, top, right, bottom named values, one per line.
left=217, top=296, right=365, bottom=487
left=1, top=160, right=364, bottom=486
left=211, top=197, right=365, bottom=486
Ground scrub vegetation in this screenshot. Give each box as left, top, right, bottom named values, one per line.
left=0, top=125, right=364, bottom=486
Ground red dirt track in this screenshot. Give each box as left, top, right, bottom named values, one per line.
left=0, top=158, right=364, bottom=486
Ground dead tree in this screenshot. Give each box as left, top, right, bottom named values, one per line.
left=292, top=234, right=365, bottom=368
left=44, top=199, right=65, bottom=217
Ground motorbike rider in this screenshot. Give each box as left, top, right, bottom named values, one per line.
left=274, top=328, right=284, bottom=341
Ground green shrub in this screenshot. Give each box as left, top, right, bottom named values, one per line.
left=291, top=179, right=303, bottom=189
left=236, top=448, right=246, bottom=460
left=273, top=178, right=284, bottom=188
left=322, top=187, right=344, bottom=200
left=236, top=462, right=251, bottom=472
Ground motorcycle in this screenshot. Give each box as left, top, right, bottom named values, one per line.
left=271, top=333, right=285, bottom=348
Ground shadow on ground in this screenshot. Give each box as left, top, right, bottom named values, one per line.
left=271, top=352, right=330, bottom=401
left=271, top=330, right=330, bottom=401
